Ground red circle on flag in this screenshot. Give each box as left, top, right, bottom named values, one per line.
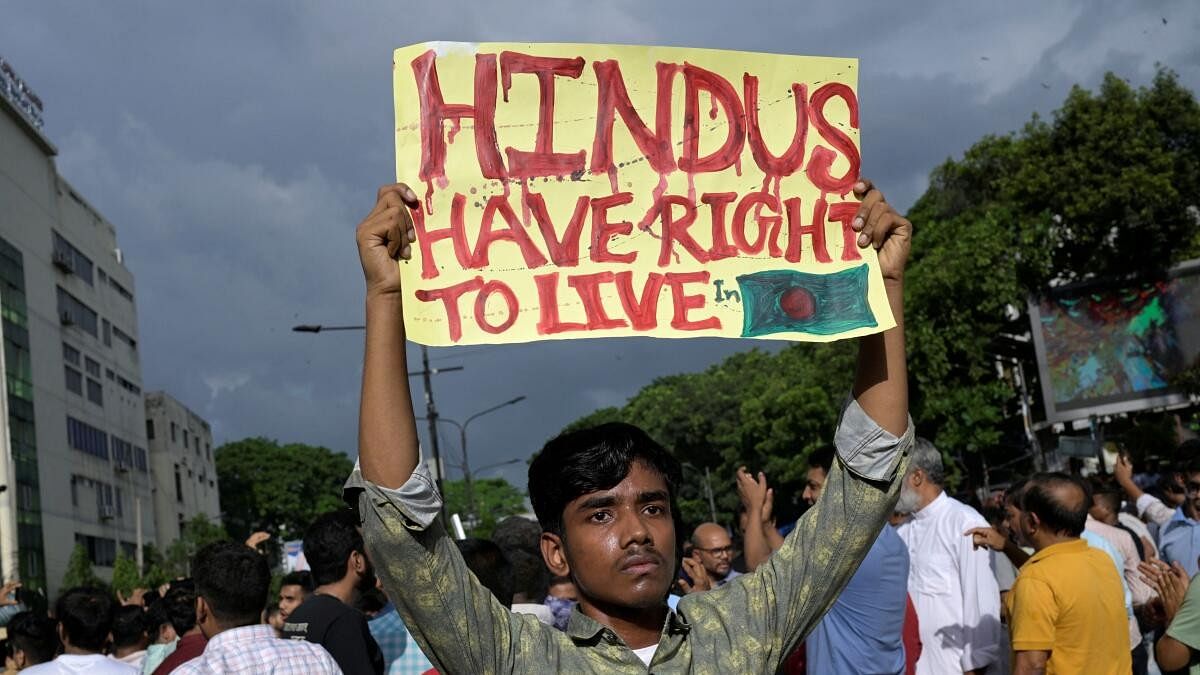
left=780, top=287, right=816, bottom=320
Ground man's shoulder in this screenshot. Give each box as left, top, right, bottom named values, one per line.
left=941, top=495, right=987, bottom=527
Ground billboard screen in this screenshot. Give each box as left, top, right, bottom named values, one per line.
left=1029, top=260, right=1200, bottom=423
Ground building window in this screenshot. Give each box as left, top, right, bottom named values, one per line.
left=66, top=416, right=108, bottom=459
left=170, top=422, right=177, bottom=443
left=113, top=437, right=134, bottom=469
left=134, top=446, right=148, bottom=473
left=64, top=366, right=82, bottom=395
left=75, top=534, right=116, bottom=567
left=205, top=443, right=210, bottom=460
left=105, top=368, right=114, bottom=380
left=102, top=319, right=111, bottom=347
left=62, top=342, right=81, bottom=367
left=115, top=488, right=123, bottom=518
left=55, top=286, right=98, bottom=337
left=183, top=429, right=189, bottom=448
left=109, top=277, right=133, bottom=301
left=70, top=476, right=78, bottom=507
left=84, top=357, right=100, bottom=378
left=174, top=465, right=182, bottom=502
left=52, top=232, right=94, bottom=285
left=117, top=376, right=140, bottom=395
left=86, top=378, right=102, bottom=406
left=112, top=325, right=137, bottom=353
left=98, top=268, right=107, bottom=284
left=145, top=419, right=154, bottom=440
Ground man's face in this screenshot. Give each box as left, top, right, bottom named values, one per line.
left=553, top=461, right=677, bottom=612
left=895, top=469, right=923, bottom=514
left=1186, top=471, right=1200, bottom=516
left=1004, top=503, right=1028, bottom=547
left=278, top=584, right=306, bottom=620
left=802, top=466, right=827, bottom=506
left=691, top=526, right=734, bottom=580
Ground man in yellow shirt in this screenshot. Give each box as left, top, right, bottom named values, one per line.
left=1006, top=473, right=1131, bottom=675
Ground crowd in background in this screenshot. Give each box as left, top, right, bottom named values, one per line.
left=0, top=435, right=1196, bottom=674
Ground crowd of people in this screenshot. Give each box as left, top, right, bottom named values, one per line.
left=0, top=178, right=1195, bottom=674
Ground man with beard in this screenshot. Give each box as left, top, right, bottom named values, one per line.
left=688, top=523, right=741, bottom=587
left=282, top=510, right=384, bottom=674
left=894, top=438, right=1002, bottom=675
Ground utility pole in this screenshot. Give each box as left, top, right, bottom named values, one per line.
left=292, top=325, right=461, bottom=521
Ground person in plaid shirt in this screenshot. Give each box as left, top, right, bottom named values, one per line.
left=172, top=541, right=341, bottom=674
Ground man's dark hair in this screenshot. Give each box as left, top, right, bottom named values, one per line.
left=355, top=587, right=387, bottom=615
left=7, top=610, right=58, bottom=665
left=192, top=540, right=270, bottom=628
left=528, top=422, right=683, bottom=542
left=160, top=585, right=197, bottom=635
left=280, top=570, right=315, bottom=592
left=491, top=516, right=542, bottom=555
left=111, top=605, right=147, bottom=650
left=1021, top=472, right=1089, bottom=536
left=143, top=598, right=171, bottom=639
left=54, top=587, right=115, bottom=652
left=1004, top=479, right=1028, bottom=508
left=1089, top=478, right=1123, bottom=515
left=456, top=538, right=514, bottom=609
left=1175, top=439, right=1200, bottom=467
left=304, top=510, right=365, bottom=587
left=806, top=446, right=836, bottom=475
left=506, top=548, right=550, bottom=603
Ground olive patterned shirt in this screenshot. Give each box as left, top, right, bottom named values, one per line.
left=346, top=397, right=913, bottom=674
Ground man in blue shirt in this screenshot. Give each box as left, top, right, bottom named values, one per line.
left=1159, top=462, right=1200, bottom=577
left=802, top=446, right=911, bottom=674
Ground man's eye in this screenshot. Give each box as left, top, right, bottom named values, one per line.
left=644, top=505, right=664, bottom=516
left=589, top=511, right=612, bottom=523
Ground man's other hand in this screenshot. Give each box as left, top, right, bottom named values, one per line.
left=851, top=179, right=912, bottom=284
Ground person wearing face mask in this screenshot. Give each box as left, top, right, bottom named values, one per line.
left=893, top=438, right=1003, bottom=675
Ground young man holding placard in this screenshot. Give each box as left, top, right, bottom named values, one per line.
left=346, top=177, right=912, bottom=672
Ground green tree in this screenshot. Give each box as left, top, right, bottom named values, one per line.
left=560, top=68, right=1200, bottom=510
left=216, top=438, right=355, bottom=543
left=110, top=551, right=140, bottom=596
left=61, top=544, right=102, bottom=590
left=443, top=477, right=527, bottom=538
left=905, top=68, right=1200, bottom=470
left=165, top=514, right=228, bottom=577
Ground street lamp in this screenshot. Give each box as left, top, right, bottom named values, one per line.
left=292, top=323, right=462, bottom=522
left=419, top=395, right=526, bottom=518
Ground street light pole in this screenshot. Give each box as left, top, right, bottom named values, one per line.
left=418, top=394, right=526, bottom=521
left=292, top=324, right=462, bottom=520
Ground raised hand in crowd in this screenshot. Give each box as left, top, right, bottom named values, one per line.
left=245, top=531, right=271, bottom=549
left=736, top=467, right=784, bottom=571
left=117, top=587, right=149, bottom=606
left=0, top=580, right=20, bottom=607
left=1140, top=559, right=1191, bottom=626
left=678, top=557, right=713, bottom=595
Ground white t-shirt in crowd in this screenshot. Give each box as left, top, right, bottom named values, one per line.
left=632, top=644, right=658, bottom=666
left=23, top=653, right=139, bottom=674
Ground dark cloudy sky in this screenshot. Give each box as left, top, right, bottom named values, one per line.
left=3, top=2, right=1197, bottom=492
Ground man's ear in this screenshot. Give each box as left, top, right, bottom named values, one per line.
left=57, top=622, right=67, bottom=648
left=540, top=532, right=570, bottom=578
left=195, top=595, right=210, bottom=627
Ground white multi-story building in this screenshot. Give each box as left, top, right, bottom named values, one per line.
left=145, top=391, right=220, bottom=548
left=0, top=57, right=156, bottom=597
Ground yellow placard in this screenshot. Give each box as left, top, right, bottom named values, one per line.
left=393, top=42, right=893, bottom=346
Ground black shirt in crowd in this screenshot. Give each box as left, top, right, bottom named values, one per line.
left=282, top=593, right=385, bottom=675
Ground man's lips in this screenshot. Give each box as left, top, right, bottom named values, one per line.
left=620, top=553, right=662, bottom=575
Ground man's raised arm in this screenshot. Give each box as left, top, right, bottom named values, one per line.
left=849, top=179, right=909, bottom=437
left=356, top=183, right=423, bottom=489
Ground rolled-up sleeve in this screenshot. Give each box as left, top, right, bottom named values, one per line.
left=834, top=396, right=912, bottom=482
left=343, top=460, right=442, bottom=530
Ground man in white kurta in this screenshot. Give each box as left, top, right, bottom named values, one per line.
left=895, top=439, right=1002, bottom=675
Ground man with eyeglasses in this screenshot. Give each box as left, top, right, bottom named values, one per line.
left=689, top=523, right=741, bottom=587
left=1116, top=454, right=1200, bottom=577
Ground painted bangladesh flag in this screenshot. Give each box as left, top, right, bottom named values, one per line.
left=737, top=265, right=877, bottom=337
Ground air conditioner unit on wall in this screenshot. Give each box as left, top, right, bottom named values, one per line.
left=99, top=505, right=116, bottom=520
left=60, top=311, right=74, bottom=326
left=52, top=249, right=74, bottom=273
